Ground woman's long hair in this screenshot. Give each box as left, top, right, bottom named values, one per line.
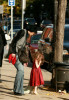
left=11, top=29, right=25, bottom=45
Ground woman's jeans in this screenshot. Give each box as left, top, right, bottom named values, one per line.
left=13, top=54, right=24, bottom=94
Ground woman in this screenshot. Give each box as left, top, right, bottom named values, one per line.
left=9, top=29, right=27, bottom=95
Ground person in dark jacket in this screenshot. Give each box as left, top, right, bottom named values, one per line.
left=0, top=26, right=7, bottom=82
left=9, top=29, right=27, bottom=95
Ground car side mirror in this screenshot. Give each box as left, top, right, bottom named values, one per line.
left=45, top=38, right=50, bottom=42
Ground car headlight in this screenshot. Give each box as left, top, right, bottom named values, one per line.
left=26, top=22, right=29, bottom=24
left=35, top=23, right=37, bottom=25
left=40, top=24, right=43, bottom=27
left=63, top=49, right=69, bottom=55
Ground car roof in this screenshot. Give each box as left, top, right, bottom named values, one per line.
left=46, top=24, right=53, bottom=28
left=42, top=20, right=52, bottom=23
left=26, top=18, right=35, bottom=19
left=32, top=34, right=42, bottom=37
left=25, top=18, right=36, bottom=21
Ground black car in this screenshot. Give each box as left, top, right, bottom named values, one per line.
left=24, top=18, right=37, bottom=30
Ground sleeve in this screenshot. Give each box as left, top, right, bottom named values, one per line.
left=0, top=35, right=3, bottom=53
left=1, top=28, right=7, bottom=46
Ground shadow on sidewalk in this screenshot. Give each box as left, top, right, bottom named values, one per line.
left=0, top=86, right=12, bottom=91
left=1, top=79, right=14, bottom=83
left=58, top=97, right=69, bottom=100
left=1, top=76, right=29, bottom=83
left=0, top=90, right=29, bottom=100
left=3, top=59, right=9, bottom=62
left=2, top=75, right=29, bottom=81
left=2, top=75, right=15, bottom=78
left=39, top=81, right=56, bottom=92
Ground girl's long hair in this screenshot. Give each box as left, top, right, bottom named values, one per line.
left=32, top=50, right=44, bottom=65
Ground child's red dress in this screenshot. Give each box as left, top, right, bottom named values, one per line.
left=30, top=61, right=44, bottom=86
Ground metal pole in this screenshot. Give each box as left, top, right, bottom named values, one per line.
left=22, top=0, right=24, bottom=29
left=11, top=6, right=13, bottom=41
left=51, top=0, right=58, bottom=87
left=22, top=0, right=26, bottom=29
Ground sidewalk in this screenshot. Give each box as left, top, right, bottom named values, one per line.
left=0, top=58, right=69, bottom=100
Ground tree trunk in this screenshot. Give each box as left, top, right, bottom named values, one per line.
left=54, top=0, right=67, bottom=62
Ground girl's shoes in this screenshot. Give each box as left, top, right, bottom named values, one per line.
left=31, top=90, right=39, bottom=95
left=33, top=92, right=39, bottom=95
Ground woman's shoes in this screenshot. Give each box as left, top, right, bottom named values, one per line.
left=24, top=90, right=30, bottom=94
left=13, top=92, right=24, bottom=96
left=13, top=91, right=39, bottom=95
left=24, top=86, right=32, bottom=94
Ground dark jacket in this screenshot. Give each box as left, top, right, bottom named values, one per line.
left=0, top=27, right=7, bottom=67
left=0, top=27, right=7, bottom=53
left=9, top=29, right=30, bottom=64
left=0, top=27, right=7, bottom=45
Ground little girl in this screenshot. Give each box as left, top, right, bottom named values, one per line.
left=30, top=51, right=44, bottom=94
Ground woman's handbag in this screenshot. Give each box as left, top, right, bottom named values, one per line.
left=18, top=46, right=29, bottom=64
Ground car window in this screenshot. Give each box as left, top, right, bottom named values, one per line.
left=42, top=20, right=52, bottom=24
left=13, top=25, right=21, bottom=29
left=13, top=20, right=21, bottom=25
left=31, top=34, right=42, bottom=44
left=43, top=27, right=53, bottom=40
left=8, top=25, right=21, bottom=30
left=26, top=18, right=35, bottom=22
left=64, top=28, right=69, bottom=41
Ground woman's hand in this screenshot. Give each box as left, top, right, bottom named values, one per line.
left=12, top=54, right=16, bottom=57
left=35, top=60, right=42, bottom=68
left=24, top=63, right=28, bottom=67
left=28, top=31, right=35, bottom=36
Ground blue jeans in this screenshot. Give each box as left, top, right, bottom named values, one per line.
left=13, top=54, right=24, bottom=94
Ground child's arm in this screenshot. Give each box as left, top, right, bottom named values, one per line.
left=35, top=60, right=41, bottom=68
